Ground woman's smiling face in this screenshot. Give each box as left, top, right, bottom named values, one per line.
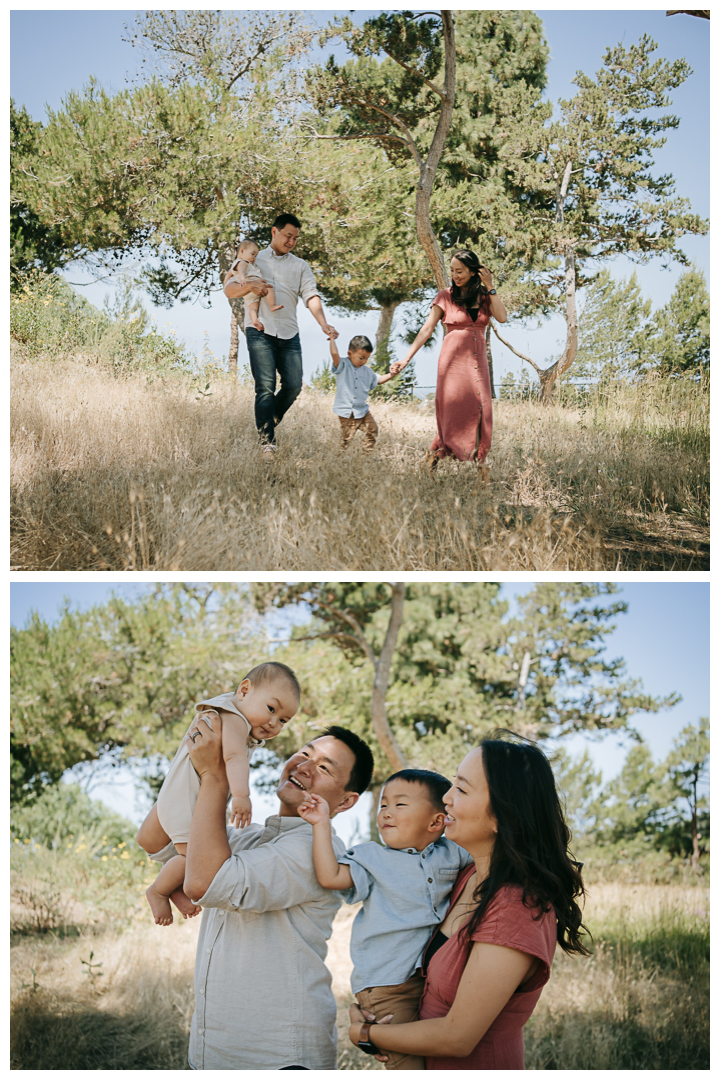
left=450, top=257, right=477, bottom=288
left=443, top=748, right=497, bottom=855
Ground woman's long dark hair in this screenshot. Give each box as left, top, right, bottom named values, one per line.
left=449, top=250, right=491, bottom=315
left=459, top=731, right=591, bottom=957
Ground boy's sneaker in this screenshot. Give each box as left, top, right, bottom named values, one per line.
left=262, top=443, right=277, bottom=455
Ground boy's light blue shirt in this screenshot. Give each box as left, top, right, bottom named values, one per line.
left=332, top=355, right=379, bottom=418
left=338, top=836, right=473, bottom=993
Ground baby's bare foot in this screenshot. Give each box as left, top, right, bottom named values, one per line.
left=146, top=884, right=174, bottom=926
left=170, top=887, right=202, bottom=919
left=270, top=304, right=284, bottom=311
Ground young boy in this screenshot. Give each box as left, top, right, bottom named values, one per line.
left=330, top=334, right=399, bottom=452
left=136, top=661, right=300, bottom=926
left=299, top=768, right=472, bottom=1070
left=229, top=239, right=283, bottom=332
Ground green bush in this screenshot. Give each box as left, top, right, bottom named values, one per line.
left=10, top=269, right=194, bottom=375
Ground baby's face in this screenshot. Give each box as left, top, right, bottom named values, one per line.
left=239, top=244, right=258, bottom=264
left=377, top=780, right=442, bottom=852
left=348, top=348, right=372, bottom=368
left=235, top=678, right=298, bottom=741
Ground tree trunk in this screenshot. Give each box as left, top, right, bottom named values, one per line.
left=369, top=783, right=383, bottom=843
left=691, top=769, right=699, bottom=876
left=539, top=243, right=578, bottom=403
left=370, top=583, right=407, bottom=773
left=486, top=322, right=496, bottom=399
left=228, top=309, right=239, bottom=378
left=413, top=11, right=456, bottom=292
left=377, top=300, right=400, bottom=353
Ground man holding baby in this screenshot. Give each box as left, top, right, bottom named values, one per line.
left=223, top=212, right=338, bottom=453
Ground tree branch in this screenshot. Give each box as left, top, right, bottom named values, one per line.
left=371, top=584, right=407, bottom=772
left=490, top=320, right=543, bottom=376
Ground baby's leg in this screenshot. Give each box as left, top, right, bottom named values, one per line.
left=248, top=298, right=264, bottom=332
left=355, top=974, right=426, bottom=1069
left=145, top=844, right=201, bottom=925
left=136, top=803, right=171, bottom=855
left=265, top=285, right=283, bottom=311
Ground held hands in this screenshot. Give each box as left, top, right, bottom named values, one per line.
left=298, top=793, right=331, bottom=826
left=348, top=1003, right=392, bottom=1063
left=230, top=795, right=252, bottom=829
left=320, top=322, right=339, bottom=341
left=389, top=361, right=404, bottom=376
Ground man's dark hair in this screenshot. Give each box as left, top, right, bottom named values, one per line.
left=245, top=661, right=301, bottom=701
left=348, top=334, right=373, bottom=354
left=322, top=726, right=374, bottom=795
left=384, top=768, right=451, bottom=812
left=272, top=212, right=301, bottom=231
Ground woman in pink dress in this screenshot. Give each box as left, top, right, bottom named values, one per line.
left=394, top=251, right=508, bottom=468
left=348, top=734, right=590, bottom=1068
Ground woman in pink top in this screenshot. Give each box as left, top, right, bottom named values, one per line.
left=349, top=733, right=590, bottom=1068
left=393, top=251, right=508, bottom=469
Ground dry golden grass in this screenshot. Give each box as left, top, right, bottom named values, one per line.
left=11, top=347, right=708, bottom=570
left=10, top=881, right=708, bottom=1070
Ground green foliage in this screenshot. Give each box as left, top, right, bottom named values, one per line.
left=309, top=360, right=336, bottom=394
left=10, top=100, right=74, bottom=280
left=634, top=267, right=709, bottom=378
left=569, top=270, right=652, bottom=381
left=11, top=782, right=136, bottom=849
left=10, top=270, right=193, bottom=374
left=254, top=583, right=676, bottom=780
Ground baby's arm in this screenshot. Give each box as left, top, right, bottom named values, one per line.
left=298, top=794, right=353, bottom=890
left=220, top=712, right=253, bottom=828
left=329, top=338, right=342, bottom=369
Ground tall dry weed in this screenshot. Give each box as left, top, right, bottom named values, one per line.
left=11, top=348, right=708, bottom=570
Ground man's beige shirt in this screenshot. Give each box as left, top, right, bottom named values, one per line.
left=187, top=815, right=345, bottom=1070
left=243, top=246, right=320, bottom=338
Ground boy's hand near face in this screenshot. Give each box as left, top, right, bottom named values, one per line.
left=298, top=793, right=331, bottom=826
left=230, top=795, right=253, bottom=828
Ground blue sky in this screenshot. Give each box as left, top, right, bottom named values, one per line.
left=11, top=581, right=709, bottom=832
left=10, top=9, right=709, bottom=388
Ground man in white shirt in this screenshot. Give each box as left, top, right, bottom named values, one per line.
left=180, top=719, right=374, bottom=1069
left=224, top=212, right=338, bottom=452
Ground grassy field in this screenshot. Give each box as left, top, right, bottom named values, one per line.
left=11, top=870, right=709, bottom=1070
left=10, top=346, right=709, bottom=570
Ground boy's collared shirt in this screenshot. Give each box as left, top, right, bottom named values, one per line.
left=243, top=246, right=319, bottom=339
left=338, top=836, right=473, bottom=993
left=332, top=355, right=379, bottom=418
left=187, top=816, right=345, bottom=1070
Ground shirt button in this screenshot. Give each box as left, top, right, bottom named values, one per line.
left=198, top=1027, right=204, bottom=1035
left=428, top=878, right=433, bottom=883
left=206, top=948, right=212, bottom=954
left=199, top=987, right=205, bottom=995
left=421, top=853, right=426, bottom=859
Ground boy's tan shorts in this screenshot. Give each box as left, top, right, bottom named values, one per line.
left=355, top=972, right=425, bottom=1070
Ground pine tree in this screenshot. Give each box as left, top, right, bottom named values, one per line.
left=634, top=267, right=709, bottom=378
left=490, top=35, right=708, bottom=401
left=570, top=269, right=652, bottom=381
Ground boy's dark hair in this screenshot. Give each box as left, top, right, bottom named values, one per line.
left=322, top=726, right=374, bottom=795
left=348, top=335, right=373, bottom=354
left=245, top=661, right=301, bottom=701
left=272, top=212, right=301, bottom=231
left=384, top=768, right=451, bottom=812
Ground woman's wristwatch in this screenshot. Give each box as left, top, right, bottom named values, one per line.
left=488, top=288, right=497, bottom=295
left=357, top=1023, right=380, bottom=1055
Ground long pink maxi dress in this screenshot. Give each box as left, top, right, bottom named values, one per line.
left=430, top=289, right=493, bottom=463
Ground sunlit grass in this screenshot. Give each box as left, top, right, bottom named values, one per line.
left=11, top=346, right=708, bottom=570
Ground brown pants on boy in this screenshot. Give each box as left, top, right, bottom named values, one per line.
left=355, top=972, right=425, bottom=1070
left=339, top=411, right=379, bottom=452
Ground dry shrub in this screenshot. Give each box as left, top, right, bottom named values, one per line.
left=11, top=348, right=708, bottom=570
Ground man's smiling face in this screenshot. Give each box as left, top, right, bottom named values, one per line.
left=277, top=735, right=359, bottom=817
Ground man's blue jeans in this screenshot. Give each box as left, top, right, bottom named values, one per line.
left=246, top=328, right=303, bottom=445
